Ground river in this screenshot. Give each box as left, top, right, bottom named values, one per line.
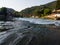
left=0, top=18, right=60, bottom=45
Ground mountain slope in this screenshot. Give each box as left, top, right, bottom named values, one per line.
left=20, top=1, right=56, bottom=17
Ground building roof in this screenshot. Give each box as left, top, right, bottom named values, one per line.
left=56, top=9, right=60, bottom=12
left=52, top=9, right=60, bottom=13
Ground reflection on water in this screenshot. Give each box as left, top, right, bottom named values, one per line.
left=0, top=18, right=60, bottom=45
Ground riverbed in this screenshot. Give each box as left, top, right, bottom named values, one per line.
left=0, top=18, right=60, bottom=45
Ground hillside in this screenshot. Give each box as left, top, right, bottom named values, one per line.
left=0, top=7, right=21, bottom=21
left=19, top=1, right=56, bottom=18
left=0, top=1, right=57, bottom=21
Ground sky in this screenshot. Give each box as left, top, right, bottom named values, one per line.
left=0, top=0, right=55, bottom=11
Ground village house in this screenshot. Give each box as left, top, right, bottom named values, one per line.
left=52, top=9, right=60, bottom=20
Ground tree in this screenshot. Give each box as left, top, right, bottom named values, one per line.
left=1, top=7, right=7, bottom=21
left=44, top=8, right=51, bottom=16
left=56, top=0, right=60, bottom=9
left=33, top=9, right=42, bottom=17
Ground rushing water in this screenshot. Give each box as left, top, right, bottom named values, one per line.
left=15, top=18, right=60, bottom=26
left=0, top=18, right=60, bottom=45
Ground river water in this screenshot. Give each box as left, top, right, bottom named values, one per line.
left=0, top=18, right=60, bottom=45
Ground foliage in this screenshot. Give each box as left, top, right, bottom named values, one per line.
left=20, top=1, right=56, bottom=18
left=44, top=8, right=51, bottom=15
left=0, top=7, right=7, bottom=21
left=56, top=0, right=60, bottom=9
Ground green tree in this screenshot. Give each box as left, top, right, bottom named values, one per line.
left=56, top=0, right=60, bottom=9
left=1, top=7, right=7, bottom=21
left=33, top=9, right=42, bottom=17
left=44, top=8, right=51, bottom=16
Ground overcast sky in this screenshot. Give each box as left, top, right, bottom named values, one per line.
left=0, top=0, right=55, bottom=11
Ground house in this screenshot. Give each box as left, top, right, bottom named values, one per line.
left=52, top=9, right=60, bottom=20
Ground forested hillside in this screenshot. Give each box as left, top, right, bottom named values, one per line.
left=19, top=1, right=56, bottom=18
